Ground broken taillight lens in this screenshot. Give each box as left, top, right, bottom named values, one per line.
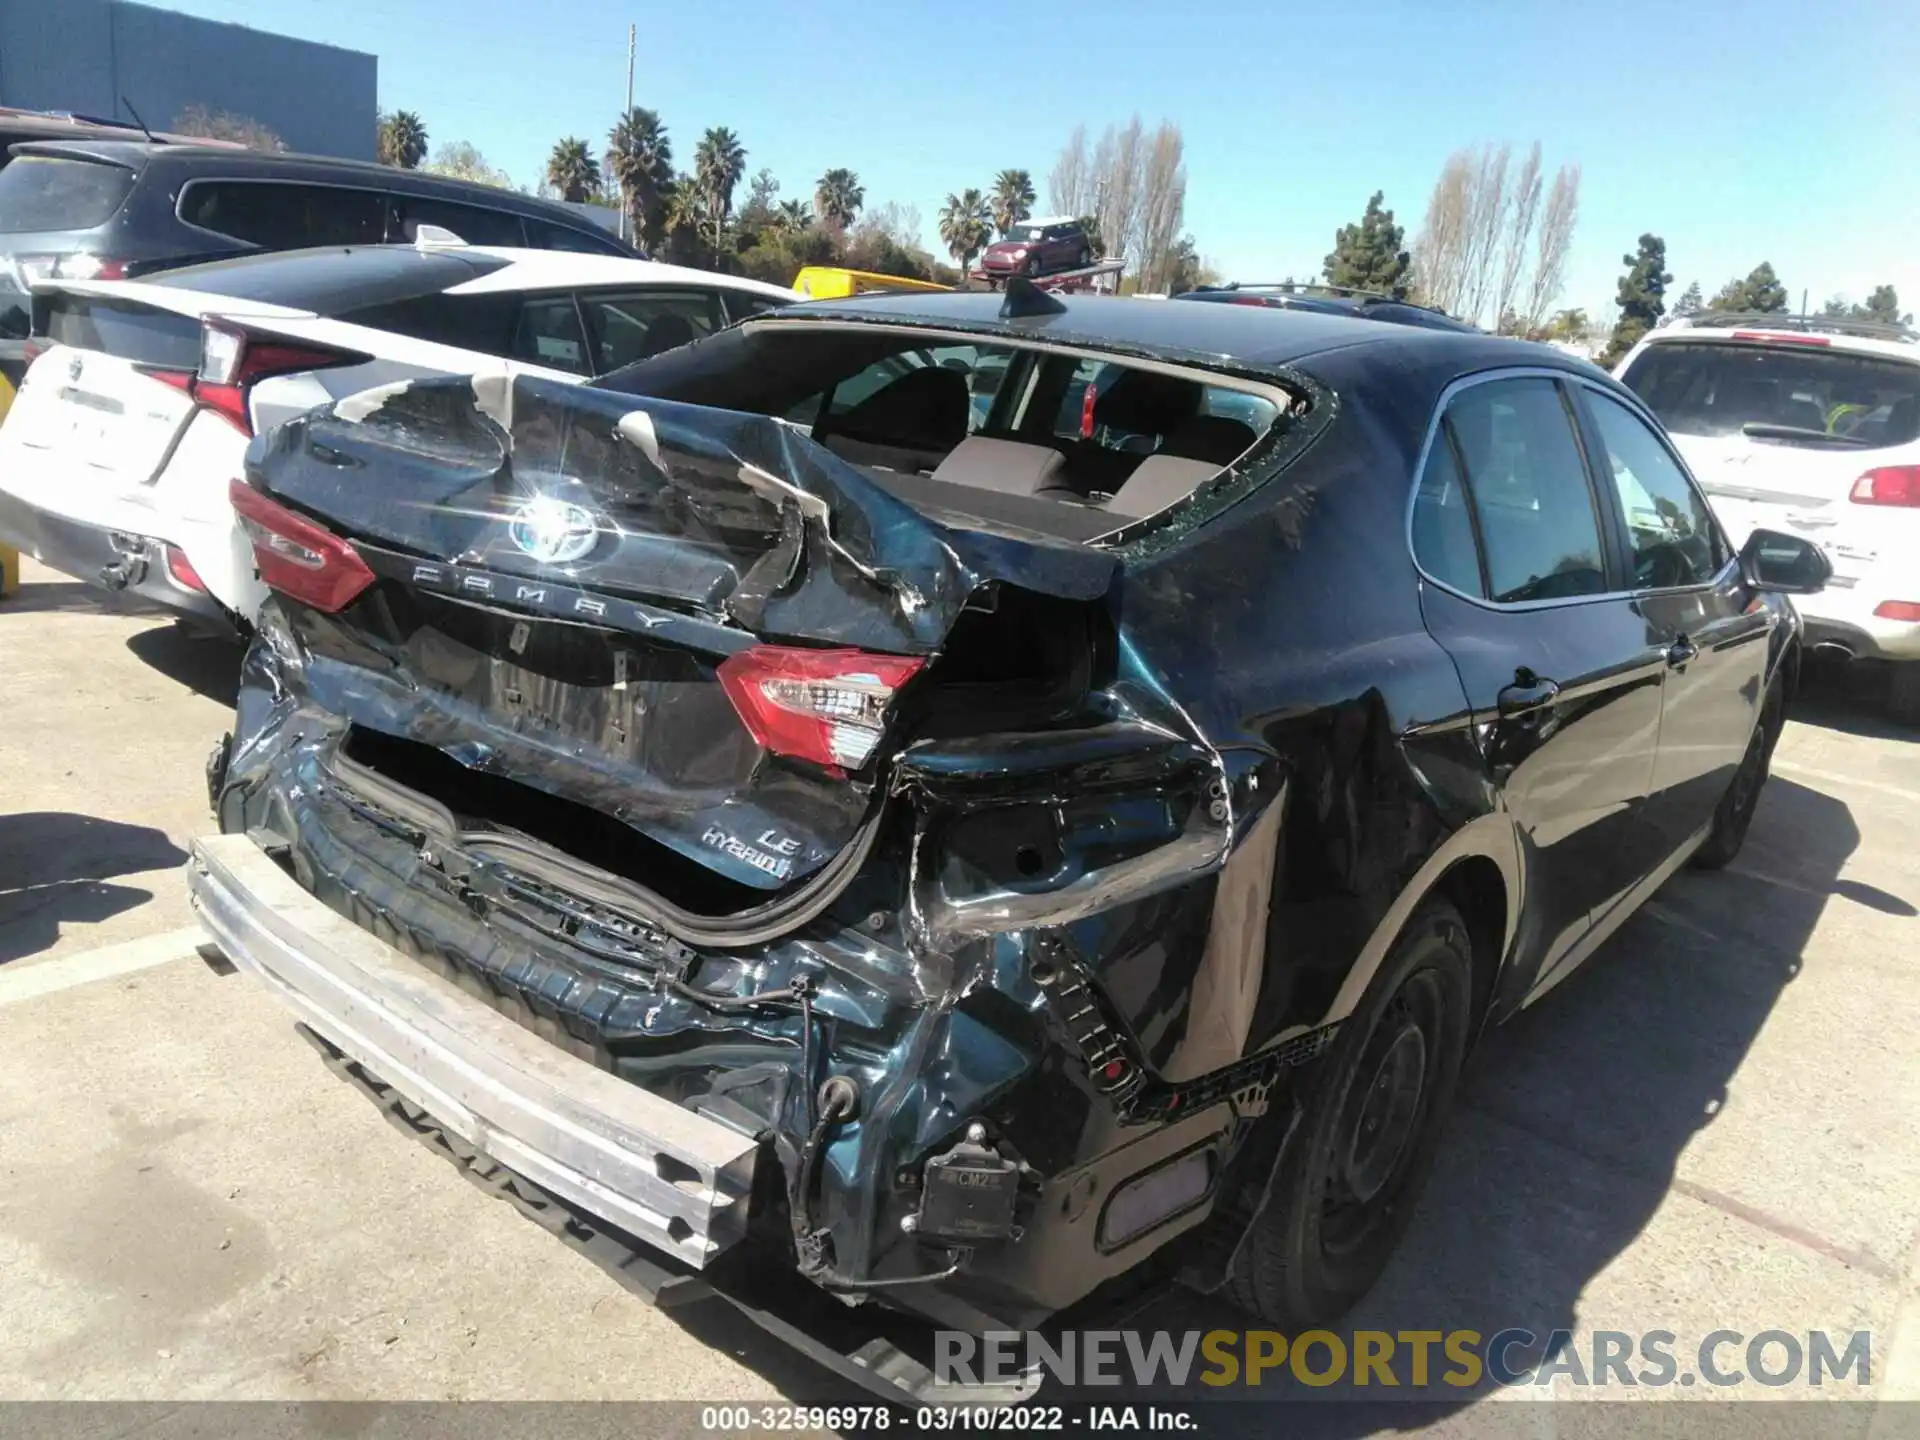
left=192, top=321, right=364, bottom=436
left=228, top=479, right=375, bottom=613
left=717, top=645, right=924, bottom=774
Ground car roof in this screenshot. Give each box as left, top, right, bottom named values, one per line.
left=9, top=139, right=627, bottom=231
left=133, top=243, right=798, bottom=315
left=1636, top=314, right=1920, bottom=365
left=453, top=248, right=800, bottom=299
left=754, top=288, right=1537, bottom=374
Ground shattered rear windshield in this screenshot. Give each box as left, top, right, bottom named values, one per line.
left=594, top=323, right=1286, bottom=539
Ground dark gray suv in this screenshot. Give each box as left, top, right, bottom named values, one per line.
left=0, top=140, right=637, bottom=385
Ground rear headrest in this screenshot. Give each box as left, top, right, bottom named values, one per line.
left=1094, top=368, right=1205, bottom=437
left=928, top=436, right=1067, bottom=497
left=640, top=312, right=696, bottom=358
left=837, top=366, right=972, bottom=451
left=1104, top=455, right=1219, bottom=519
left=1162, top=414, right=1257, bottom=465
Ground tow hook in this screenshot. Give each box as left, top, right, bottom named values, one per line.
left=98, top=534, right=149, bottom=592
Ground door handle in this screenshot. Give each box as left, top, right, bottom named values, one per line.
left=1497, top=670, right=1562, bottom=717
left=1666, top=634, right=1699, bottom=667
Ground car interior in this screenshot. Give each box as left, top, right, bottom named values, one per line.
left=604, top=326, right=1286, bottom=540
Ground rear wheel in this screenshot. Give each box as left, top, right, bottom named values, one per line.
left=1887, top=661, right=1920, bottom=728
left=1690, top=673, right=1785, bottom=870
left=1225, top=901, right=1472, bottom=1328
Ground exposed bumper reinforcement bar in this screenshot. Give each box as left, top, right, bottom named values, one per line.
left=187, top=832, right=759, bottom=1270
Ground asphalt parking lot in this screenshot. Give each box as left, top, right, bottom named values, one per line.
left=3, top=553, right=1918, bottom=1425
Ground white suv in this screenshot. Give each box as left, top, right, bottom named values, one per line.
left=1615, top=313, right=1920, bottom=723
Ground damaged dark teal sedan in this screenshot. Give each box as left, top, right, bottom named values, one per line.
left=191, top=283, right=1830, bottom=1396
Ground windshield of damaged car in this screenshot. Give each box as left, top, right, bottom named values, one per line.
left=1004, top=225, right=1045, bottom=244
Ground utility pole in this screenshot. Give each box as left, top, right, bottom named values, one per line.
left=621, top=23, right=636, bottom=244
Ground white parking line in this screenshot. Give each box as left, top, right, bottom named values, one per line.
left=0, top=925, right=206, bottom=1009
left=1773, top=761, right=1920, bottom=808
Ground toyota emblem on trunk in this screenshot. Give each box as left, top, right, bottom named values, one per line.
left=507, top=496, right=600, bottom=565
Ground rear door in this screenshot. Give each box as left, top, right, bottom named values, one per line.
left=1573, top=383, right=1772, bottom=853
left=1411, top=372, right=1668, bottom=999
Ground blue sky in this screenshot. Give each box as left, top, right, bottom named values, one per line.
left=159, top=0, right=1920, bottom=319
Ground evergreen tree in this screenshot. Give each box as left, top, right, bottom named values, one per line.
left=1323, top=191, right=1410, bottom=295
left=1672, top=281, right=1704, bottom=317
left=1710, top=262, right=1788, bottom=313
left=1864, top=284, right=1906, bottom=325
left=1598, top=234, right=1671, bottom=368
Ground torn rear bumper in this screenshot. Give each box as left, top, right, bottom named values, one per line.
left=187, top=832, right=760, bottom=1270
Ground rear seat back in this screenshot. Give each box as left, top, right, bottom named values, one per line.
left=928, top=436, right=1069, bottom=497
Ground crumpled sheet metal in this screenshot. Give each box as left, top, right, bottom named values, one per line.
left=248, top=373, right=1118, bottom=655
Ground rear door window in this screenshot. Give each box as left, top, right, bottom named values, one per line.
left=719, top=290, right=790, bottom=323
left=0, top=155, right=135, bottom=232
left=512, top=294, right=589, bottom=372
left=1444, top=377, right=1609, bottom=604
left=1621, top=341, right=1920, bottom=448
left=1411, top=430, right=1486, bottom=598
left=576, top=289, right=726, bottom=371
left=522, top=218, right=629, bottom=255
left=1584, top=390, right=1728, bottom=589
left=336, top=291, right=521, bottom=356
left=386, top=195, right=526, bottom=247
left=181, top=181, right=386, bottom=248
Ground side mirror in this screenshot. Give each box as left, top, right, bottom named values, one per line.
left=1740, top=528, right=1833, bottom=595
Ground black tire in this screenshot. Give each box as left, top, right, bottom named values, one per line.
left=1690, top=673, right=1785, bottom=870
left=1025, top=252, right=1041, bottom=275
left=1076, top=246, right=1092, bottom=268
left=1225, top=900, right=1473, bottom=1328
left=1887, top=662, right=1920, bottom=728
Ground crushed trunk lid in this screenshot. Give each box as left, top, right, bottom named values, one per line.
left=245, top=373, right=1120, bottom=911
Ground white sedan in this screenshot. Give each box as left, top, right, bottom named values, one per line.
left=0, top=237, right=797, bottom=633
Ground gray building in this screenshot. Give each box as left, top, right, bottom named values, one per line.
left=0, top=0, right=377, bottom=160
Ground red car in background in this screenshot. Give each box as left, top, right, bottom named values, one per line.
left=977, top=216, right=1093, bottom=279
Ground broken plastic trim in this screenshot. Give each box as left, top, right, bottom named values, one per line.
left=323, top=746, right=890, bottom=950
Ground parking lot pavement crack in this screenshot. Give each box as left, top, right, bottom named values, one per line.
left=1463, top=1097, right=1904, bottom=1284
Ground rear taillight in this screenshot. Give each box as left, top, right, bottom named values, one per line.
left=163, top=545, right=207, bottom=593
left=21, top=338, right=44, bottom=366
left=717, top=644, right=924, bottom=774
left=1851, top=466, right=1920, bottom=506
left=1875, top=601, right=1920, bottom=623
left=52, top=253, right=129, bottom=282
left=190, top=321, right=362, bottom=436
left=228, top=479, right=375, bottom=613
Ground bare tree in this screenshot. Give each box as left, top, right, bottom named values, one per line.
left=1521, top=164, right=1581, bottom=335
left=1412, top=153, right=1473, bottom=314
left=1455, top=143, right=1511, bottom=327
left=1490, top=143, right=1543, bottom=332
left=1414, top=141, right=1580, bottom=329
left=1135, top=122, right=1187, bottom=292
left=1047, top=125, right=1095, bottom=219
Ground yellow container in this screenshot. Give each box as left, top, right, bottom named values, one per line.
left=792, top=266, right=953, bottom=301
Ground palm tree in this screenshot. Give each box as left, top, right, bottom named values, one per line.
left=813, top=168, right=865, bottom=230
left=990, top=169, right=1035, bottom=238
left=378, top=110, right=428, bottom=169
left=938, top=189, right=993, bottom=278
left=544, top=138, right=601, bottom=204
left=772, top=198, right=811, bottom=233
left=605, top=108, right=672, bottom=251
left=693, top=126, right=747, bottom=252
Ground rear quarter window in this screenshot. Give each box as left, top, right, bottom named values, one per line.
left=0, top=156, right=135, bottom=232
